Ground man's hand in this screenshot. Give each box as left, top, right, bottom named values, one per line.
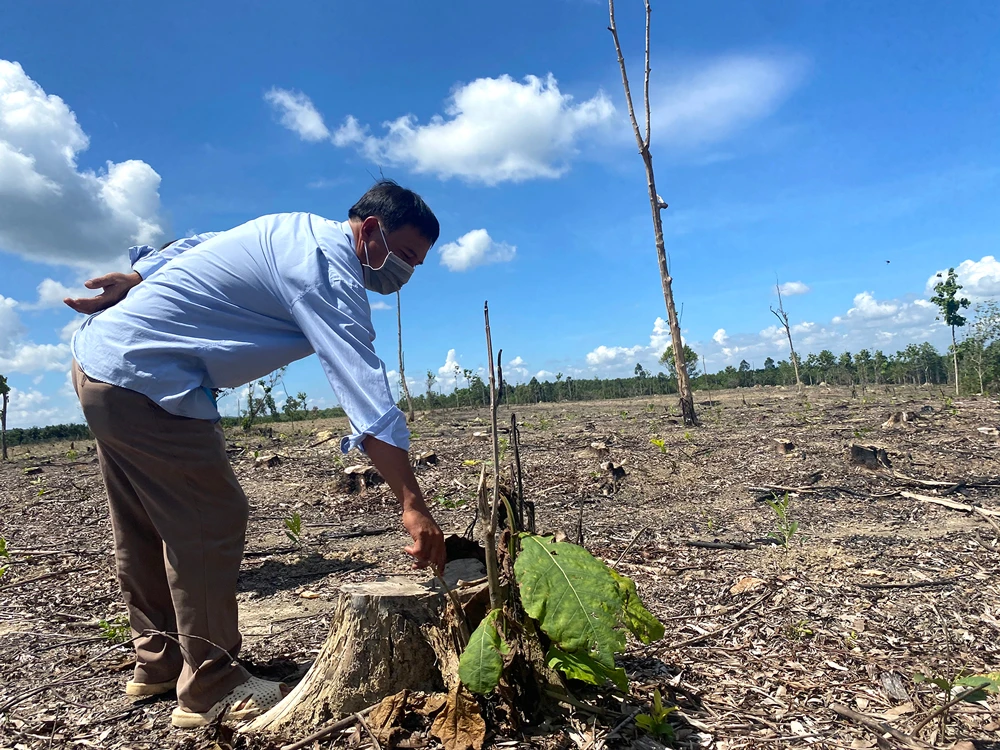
left=402, top=505, right=447, bottom=573
left=64, top=272, right=142, bottom=314
left=363, top=435, right=447, bottom=574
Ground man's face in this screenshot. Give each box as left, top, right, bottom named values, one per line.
left=364, top=217, right=432, bottom=269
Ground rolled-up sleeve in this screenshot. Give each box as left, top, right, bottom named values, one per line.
left=289, top=279, right=408, bottom=455
left=130, top=232, right=220, bottom=279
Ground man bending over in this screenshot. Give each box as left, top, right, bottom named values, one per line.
left=65, top=180, right=446, bottom=728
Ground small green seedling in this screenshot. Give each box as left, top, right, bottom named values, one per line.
left=98, top=615, right=131, bottom=644
left=683, top=430, right=693, bottom=444
left=766, top=493, right=798, bottom=547
left=785, top=619, right=814, bottom=640
left=498, top=436, right=509, bottom=462
left=436, top=496, right=469, bottom=510
left=650, top=437, right=667, bottom=454
left=913, top=670, right=1000, bottom=739
left=636, top=689, right=677, bottom=741
left=66, top=449, right=78, bottom=460
left=462, top=459, right=481, bottom=467
left=0, top=536, right=9, bottom=580
left=284, top=511, right=303, bottom=545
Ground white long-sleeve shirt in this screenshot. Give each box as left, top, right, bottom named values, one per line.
left=72, top=213, right=408, bottom=454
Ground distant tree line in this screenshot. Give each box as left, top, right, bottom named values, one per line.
left=405, top=301, right=1000, bottom=410
left=4, top=422, right=93, bottom=447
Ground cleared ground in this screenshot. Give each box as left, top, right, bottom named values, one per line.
left=1, top=385, right=998, bottom=749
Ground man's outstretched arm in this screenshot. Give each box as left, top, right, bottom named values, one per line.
left=364, top=436, right=446, bottom=573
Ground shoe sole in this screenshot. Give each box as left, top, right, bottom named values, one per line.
left=126, top=679, right=178, bottom=697
left=170, top=706, right=261, bottom=728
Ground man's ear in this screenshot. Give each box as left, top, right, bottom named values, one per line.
left=360, top=216, right=382, bottom=241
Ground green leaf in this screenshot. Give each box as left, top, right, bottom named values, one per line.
left=955, top=675, right=1000, bottom=703
left=546, top=647, right=628, bottom=691
left=514, top=534, right=625, bottom=661
left=610, top=569, right=665, bottom=645
left=458, top=609, right=508, bottom=695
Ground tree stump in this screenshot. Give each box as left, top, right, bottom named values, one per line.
left=243, top=563, right=483, bottom=741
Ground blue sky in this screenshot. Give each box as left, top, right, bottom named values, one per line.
left=1, top=0, right=999, bottom=427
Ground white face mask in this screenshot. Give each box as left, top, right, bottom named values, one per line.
left=362, top=223, right=414, bottom=295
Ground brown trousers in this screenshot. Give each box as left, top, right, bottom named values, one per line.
left=73, top=361, right=250, bottom=712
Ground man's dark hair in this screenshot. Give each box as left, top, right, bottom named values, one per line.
left=348, top=180, right=440, bottom=245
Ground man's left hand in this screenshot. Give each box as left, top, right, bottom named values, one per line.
left=64, top=272, right=142, bottom=314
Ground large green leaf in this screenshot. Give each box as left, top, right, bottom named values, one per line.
left=547, top=647, right=628, bottom=691
left=514, top=534, right=626, bottom=663
left=610, top=569, right=665, bottom=645
left=458, top=609, right=509, bottom=695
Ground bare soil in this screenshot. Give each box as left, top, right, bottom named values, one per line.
left=1, top=385, right=998, bottom=749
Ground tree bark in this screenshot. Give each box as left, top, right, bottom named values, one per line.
left=396, top=292, right=415, bottom=422
left=242, top=576, right=476, bottom=741
left=1, top=389, right=8, bottom=461
left=609, top=0, right=696, bottom=426
left=951, top=325, right=960, bottom=397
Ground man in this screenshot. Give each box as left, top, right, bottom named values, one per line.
left=65, top=181, right=447, bottom=728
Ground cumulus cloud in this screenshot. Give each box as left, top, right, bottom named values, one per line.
left=0, top=60, right=166, bottom=268
left=0, top=294, right=72, bottom=375
left=832, top=291, right=898, bottom=322
left=584, top=317, right=677, bottom=375
left=369, top=300, right=393, bottom=311
left=22, top=278, right=89, bottom=310
left=926, top=256, right=1000, bottom=299
left=535, top=370, right=555, bottom=380
left=778, top=280, right=810, bottom=296
left=707, top=285, right=945, bottom=370
left=506, top=356, right=529, bottom=381
left=650, top=54, right=805, bottom=148
left=713, top=328, right=728, bottom=345
left=264, top=88, right=331, bottom=142
left=330, top=74, right=614, bottom=184
left=3, top=386, right=81, bottom=429
left=438, top=229, right=516, bottom=272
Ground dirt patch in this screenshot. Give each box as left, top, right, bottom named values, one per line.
left=1, top=385, right=998, bottom=748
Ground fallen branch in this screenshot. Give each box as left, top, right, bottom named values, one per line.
left=901, top=490, right=1000, bottom=518
left=666, top=591, right=772, bottom=649
left=857, top=578, right=958, bottom=590
left=686, top=540, right=760, bottom=551
left=612, top=525, right=649, bottom=569
left=280, top=705, right=376, bottom=750
left=0, top=565, right=91, bottom=592
left=829, top=703, right=932, bottom=750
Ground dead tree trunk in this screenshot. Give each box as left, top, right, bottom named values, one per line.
left=243, top=569, right=482, bottom=741
left=0, top=375, right=9, bottom=461
left=396, top=291, right=416, bottom=422
left=770, top=280, right=802, bottom=391
left=608, top=0, right=696, bottom=426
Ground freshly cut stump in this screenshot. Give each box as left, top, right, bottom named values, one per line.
left=242, top=578, right=462, bottom=739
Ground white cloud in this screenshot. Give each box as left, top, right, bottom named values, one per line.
left=584, top=317, right=677, bottom=374
left=264, top=88, right=330, bottom=142
left=0, top=294, right=72, bottom=375
left=650, top=55, right=805, bottom=148
left=22, top=278, right=89, bottom=310
left=926, top=256, right=1000, bottom=299
left=832, top=291, right=898, bottom=322
left=778, top=280, right=810, bottom=296
left=4, top=386, right=80, bottom=429
left=332, top=74, right=615, bottom=184
left=506, top=355, right=529, bottom=381
left=535, top=370, right=555, bottom=380
left=59, top=317, right=83, bottom=342
left=438, top=229, right=516, bottom=272
left=370, top=300, right=393, bottom=311
left=713, top=328, right=728, bottom=345
left=0, top=60, right=166, bottom=268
